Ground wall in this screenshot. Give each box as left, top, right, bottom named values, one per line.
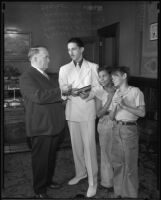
left=4, top=2, right=93, bottom=73
left=90, top=1, right=158, bottom=77
left=4, top=1, right=158, bottom=78
left=91, top=1, right=139, bottom=75
left=140, top=1, right=158, bottom=78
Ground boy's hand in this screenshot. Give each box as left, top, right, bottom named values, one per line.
left=113, top=95, right=122, bottom=105
left=118, top=99, right=126, bottom=109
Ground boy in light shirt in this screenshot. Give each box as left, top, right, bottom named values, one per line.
left=95, top=67, right=115, bottom=190
left=109, top=66, right=145, bottom=198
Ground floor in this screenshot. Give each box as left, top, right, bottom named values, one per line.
left=2, top=141, right=159, bottom=199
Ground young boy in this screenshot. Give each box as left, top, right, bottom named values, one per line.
left=95, top=67, right=115, bottom=190
left=109, top=66, right=145, bottom=198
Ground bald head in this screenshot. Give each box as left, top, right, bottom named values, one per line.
left=28, top=47, right=48, bottom=61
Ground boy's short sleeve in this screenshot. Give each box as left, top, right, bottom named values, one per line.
left=134, top=88, right=145, bottom=107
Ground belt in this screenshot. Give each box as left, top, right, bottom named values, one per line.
left=114, top=120, right=137, bottom=126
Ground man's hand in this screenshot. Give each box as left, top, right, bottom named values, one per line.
left=62, top=99, right=67, bottom=106
left=85, top=91, right=95, bottom=102
left=71, top=88, right=79, bottom=97
left=62, top=84, right=72, bottom=96
left=79, top=91, right=90, bottom=99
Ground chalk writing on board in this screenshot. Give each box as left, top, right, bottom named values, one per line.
left=40, top=3, right=104, bottom=38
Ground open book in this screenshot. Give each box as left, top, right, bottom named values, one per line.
left=76, top=85, right=91, bottom=94
left=62, top=85, right=91, bottom=96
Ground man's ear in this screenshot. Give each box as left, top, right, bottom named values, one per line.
left=81, top=47, right=84, bottom=53
left=123, top=73, right=127, bottom=80
left=33, top=55, right=37, bottom=62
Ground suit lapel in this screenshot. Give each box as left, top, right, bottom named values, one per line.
left=66, top=60, right=91, bottom=88
left=74, top=59, right=91, bottom=88
left=66, top=61, right=79, bottom=87
left=30, top=67, right=50, bottom=82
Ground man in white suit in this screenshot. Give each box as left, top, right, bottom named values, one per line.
left=59, top=38, right=100, bottom=198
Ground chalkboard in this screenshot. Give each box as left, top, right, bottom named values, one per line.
left=40, top=2, right=105, bottom=39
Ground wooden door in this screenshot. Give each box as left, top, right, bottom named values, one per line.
left=98, top=22, right=120, bottom=67
left=80, top=36, right=99, bottom=63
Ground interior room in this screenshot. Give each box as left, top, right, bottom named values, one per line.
left=2, top=1, right=159, bottom=199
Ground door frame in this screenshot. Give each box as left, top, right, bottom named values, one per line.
left=80, top=36, right=99, bottom=63
left=97, top=22, right=120, bottom=67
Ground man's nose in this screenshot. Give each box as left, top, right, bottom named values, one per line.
left=68, top=50, right=72, bottom=55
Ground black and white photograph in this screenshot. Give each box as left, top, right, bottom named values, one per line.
left=1, top=1, right=159, bottom=199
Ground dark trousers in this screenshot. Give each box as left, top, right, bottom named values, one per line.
left=31, top=134, right=60, bottom=194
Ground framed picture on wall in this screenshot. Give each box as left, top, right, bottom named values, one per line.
left=4, top=32, right=31, bottom=60
left=149, top=23, right=157, bottom=41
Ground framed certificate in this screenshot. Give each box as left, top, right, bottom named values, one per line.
left=149, top=23, right=157, bottom=41
left=5, top=32, right=31, bottom=60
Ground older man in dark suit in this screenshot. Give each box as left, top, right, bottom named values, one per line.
left=19, top=47, right=66, bottom=198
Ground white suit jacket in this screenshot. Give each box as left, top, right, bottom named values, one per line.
left=59, top=59, right=100, bottom=121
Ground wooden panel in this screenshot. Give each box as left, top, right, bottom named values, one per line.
left=129, top=76, right=158, bottom=120
left=129, top=76, right=157, bottom=88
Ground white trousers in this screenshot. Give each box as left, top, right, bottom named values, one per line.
left=68, top=120, right=98, bottom=186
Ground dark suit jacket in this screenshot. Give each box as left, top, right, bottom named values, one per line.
left=19, top=66, right=65, bottom=137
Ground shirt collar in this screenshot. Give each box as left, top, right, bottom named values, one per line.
left=31, top=65, right=49, bottom=79
left=115, top=86, right=132, bottom=97
left=73, top=58, right=83, bottom=68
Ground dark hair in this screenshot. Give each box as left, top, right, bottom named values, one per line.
left=98, top=66, right=114, bottom=86
left=67, top=37, right=84, bottom=48
left=98, top=66, right=113, bottom=74
left=111, top=66, right=130, bottom=80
